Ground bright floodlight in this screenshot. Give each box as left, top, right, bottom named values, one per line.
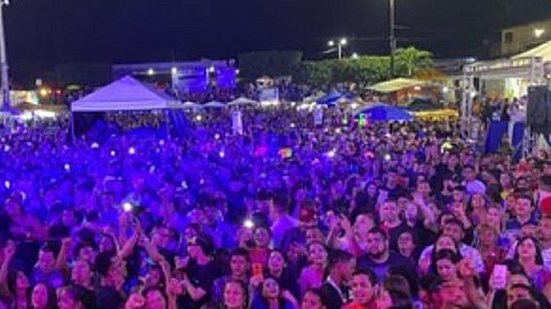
left=64, top=163, right=71, bottom=172
left=123, top=202, right=133, bottom=212
left=535, top=28, right=545, bottom=38
left=196, top=115, right=202, bottom=121
left=214, top=133, right=220, bottom=140
left=110, top=150, right=116, bottom=157
left=208, top=66, right=215, bottom=73
left=326, top=149, right=336, bottom=158
left=352, top=53, right=359, bottom=59
left=219, top=151, right=225, bottom=158
left=328, top=40, right=335, bottom=47
left=147, top=68, right=155, bottom=76
left=340, top=38, right=347, bottom=45
left=243, top=219, right=254, bottom=229
left=171, top=67, right=178, bottom=74
left=128, top=147, right=136, bottom=155
left=4, top=180, right=10, bottom=189
left=91, top=142, right=99, bottom=149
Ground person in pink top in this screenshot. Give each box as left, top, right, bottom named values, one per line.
left=299, top=241, right=328, bottom=297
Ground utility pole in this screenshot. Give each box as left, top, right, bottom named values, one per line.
left=0, top=0, right=10, bottom=112
left=389, top=0, right=396, bottom=78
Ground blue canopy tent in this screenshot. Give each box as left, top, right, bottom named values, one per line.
left=355, top=104, right=413, bottom=122
left=316, top=91, right=343, bottom=106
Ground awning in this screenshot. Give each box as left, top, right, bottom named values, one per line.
left=368, top=78, right=424, bottom=93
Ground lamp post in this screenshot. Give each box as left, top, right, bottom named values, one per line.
left=389, top=0, right=396, bottom=78
left=0, top=0, right=10, bottom=112
left=328, top=38, right=347, bottom=60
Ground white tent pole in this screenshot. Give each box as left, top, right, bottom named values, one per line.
left=70, top=112, right=76, bottom=143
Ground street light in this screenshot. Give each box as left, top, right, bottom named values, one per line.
left=327, top=37, right=347, bottom=60
left=535, top=28, right=545, bottom=38
left=0, top=0, right=11, bottom=112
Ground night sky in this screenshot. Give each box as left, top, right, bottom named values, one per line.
left=5, top=0, right=551, bottom=82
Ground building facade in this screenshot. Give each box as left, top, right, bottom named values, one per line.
left=112, top=59, right=237, bottom=95
left=501, top=19, right=551, bottom=56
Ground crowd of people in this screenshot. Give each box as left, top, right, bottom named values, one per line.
left=0, top=106, right=549, bottom=309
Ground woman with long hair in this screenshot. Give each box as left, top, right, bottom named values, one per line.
left=57, top=286, right=85, bottom=309
left=251, top=277, right=297, bottom=309
left=430, top=249, right=461, bottom=283
left=418, top=234, right=460, bottom=276
left=298, top=241, right=328, bottom=296
left=222, top=280, right=248, bottom=309
left=300, top=288, right=326, bottom=309
left=266, top=250, right=297, bottom=297
left=514, top=236, right=551, bottom=294
left=30, top=283, right=56, bottom=309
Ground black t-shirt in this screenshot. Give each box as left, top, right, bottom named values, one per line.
left=178, top=259, right=219, bottom=309
left=357, top=251, right=418, bottom=285
left=71, top=284, right=96, bottom=309
left=95, top=286, right=123, bottom=309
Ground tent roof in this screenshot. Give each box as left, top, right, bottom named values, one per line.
left=512, top=40, right=551, bottom=62
left=173, top=101, right=202, bottom=109
left=228, top=97, right=259, bottom=106
left=368, top=78, right=424, bottom=93
left=355, top=104, right=413, bottom=121
left=203, top=101, right=227, bottom=108
left=71, top=76, right=177, bottom=112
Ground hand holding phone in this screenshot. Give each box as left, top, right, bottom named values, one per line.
left=252, top=263, right=264, bottom=278
left=490, top=264, right=507, bottom=290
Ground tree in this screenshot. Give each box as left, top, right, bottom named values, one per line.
left=237, top=50, right=303, bottom=80
left=394, top=47, right=433, bottom=76
left=292, top=61, right=332, bottom=87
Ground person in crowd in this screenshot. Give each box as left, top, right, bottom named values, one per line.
left=250, top=277, right=298, bottom=309
left=212, top=249, right=250, bottom=304
left=222, top=280, right=248, bottom=309
left=2, top=105, right=551, bottom=309
left=343, top=270, right=378, bottom=309
left=319, top=250, right=355, bottom=308
left=300, top=289, right=326, bottom=309
left=357, top=227, right=416, bottom=284
left=298, top=241, right=328, bottom=296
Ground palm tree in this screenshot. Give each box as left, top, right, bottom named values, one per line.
left=395, top=47, right=433, bottom=76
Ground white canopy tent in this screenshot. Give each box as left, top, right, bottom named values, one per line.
left=71, top=76, right=177, bottom=112
left=179, top=101, right=203, bottom=110
left=203, top=101, right=227, bottom=109
left=228, top=97, right=259, bottom=107
left=461, top=40, right=551, bottom=156
left=70, top=76, right=179, bottom=139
